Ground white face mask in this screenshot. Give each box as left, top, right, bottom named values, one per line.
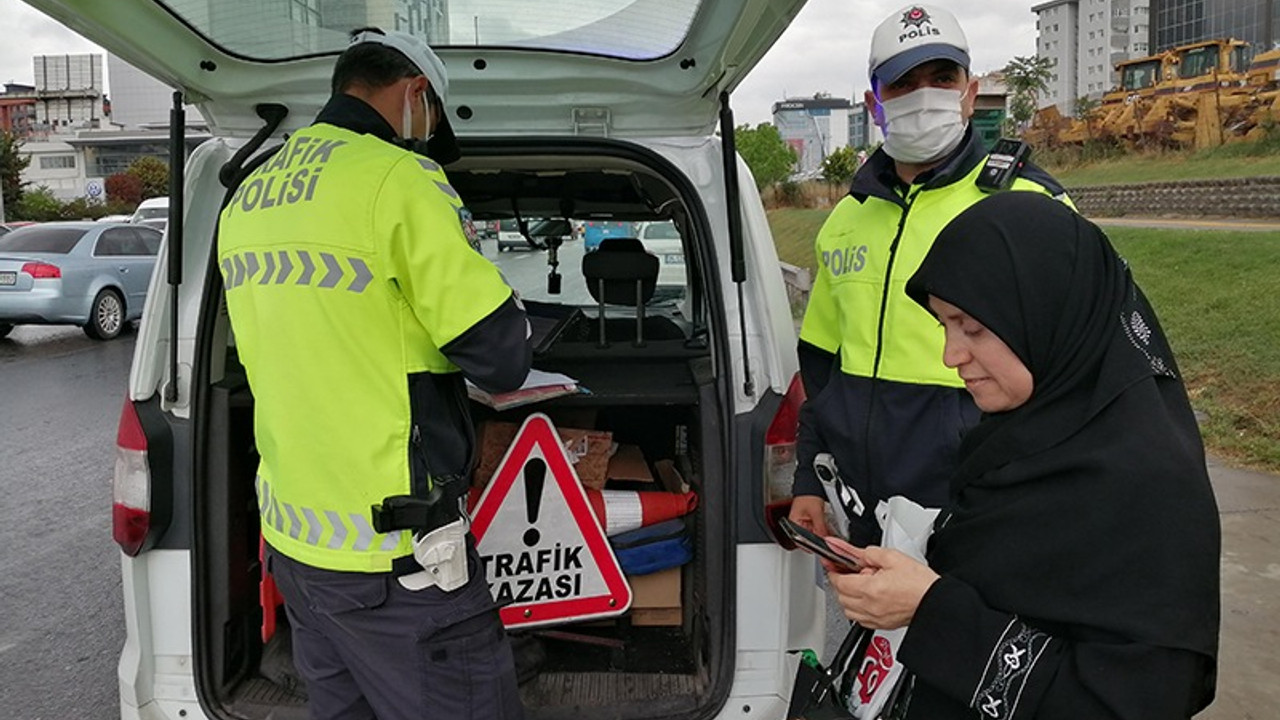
left=401, top=84, right=432, bottom=142
left=878, top=87, right=967, bottom=165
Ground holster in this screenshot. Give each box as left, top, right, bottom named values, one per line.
left=370, top=477, right=466, bottom=535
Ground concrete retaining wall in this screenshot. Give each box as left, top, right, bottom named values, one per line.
left=1068, top=176, right=1280, bottom=218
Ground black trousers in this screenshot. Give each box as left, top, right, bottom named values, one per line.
left=266, top=543, right=524, bottom=720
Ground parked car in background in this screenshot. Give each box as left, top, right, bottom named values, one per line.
left=636, top=220, right=686, bottom=295
left=98, top=213, right=133, bottom=223
left=1, top=221, right=38, bottom=235
left=130, top=196, right=169, bottom=224
left=138, top=217, right=168, bottom=234
left=476, top=218, right=499, bottom=240
left=0, top=221, right=161, bottom=340
left=496, top=217, right=554, bottom=252
left=581, top=219, right=634, bottom=251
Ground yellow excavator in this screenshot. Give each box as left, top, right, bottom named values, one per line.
left=1027, top=38, right=1280, bottom=149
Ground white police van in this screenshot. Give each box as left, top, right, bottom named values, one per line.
left=21, top=0, right=827, bottom=718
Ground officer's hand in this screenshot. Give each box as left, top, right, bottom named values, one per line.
left=788, top=495, right=829, bottom=538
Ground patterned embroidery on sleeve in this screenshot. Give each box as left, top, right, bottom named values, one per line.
left=969, top=619, right=1051, bottom=719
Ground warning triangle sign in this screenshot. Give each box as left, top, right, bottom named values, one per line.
left=471, top=413, right=632, bottom=628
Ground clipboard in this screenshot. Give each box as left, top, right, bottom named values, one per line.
left=523, top=300, right=583, bottom=355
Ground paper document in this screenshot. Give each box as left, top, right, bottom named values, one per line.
left=466, top=369, right=585, bottom=411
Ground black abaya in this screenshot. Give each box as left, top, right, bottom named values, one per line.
left=892, top=192, right=1220, bottom=719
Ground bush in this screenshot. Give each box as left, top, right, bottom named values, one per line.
left=13, top=186, right=62, bottom=221
left=106, top=172, right=143, bottom=206
left=1033, top=139, right=1127, bottom=171
left=127, top=156, right=169, bottom=199
left=761, top=180, right=847, bottom=210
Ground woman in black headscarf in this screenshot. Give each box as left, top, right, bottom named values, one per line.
left=825, top=191, right=1220, bottom=719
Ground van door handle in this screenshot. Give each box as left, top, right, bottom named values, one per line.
left=118, top=266, right=129, bottom=273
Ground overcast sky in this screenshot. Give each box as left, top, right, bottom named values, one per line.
left=0, top=0, right=1040, bottom=127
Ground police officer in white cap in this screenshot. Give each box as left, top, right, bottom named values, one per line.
left=218, top=25, right=529, bottom=720
left=787, top=5, right=1070, bottom=547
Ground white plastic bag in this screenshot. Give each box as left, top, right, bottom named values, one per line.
left=844, top=496, right=939, bottom=718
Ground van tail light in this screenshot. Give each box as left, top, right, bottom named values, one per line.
left=763, top=373, right=806, bottom=548
left=764, top=373, right=806, bottom=502
left=21, top=262, right=61, bottom=279
left=113, top=398, right=152, bottom=556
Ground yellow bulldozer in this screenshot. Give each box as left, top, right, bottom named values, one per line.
left=1027, top=38, right=1280, bottom=150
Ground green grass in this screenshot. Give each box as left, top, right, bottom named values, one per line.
left=767, top=208, right=1280, bottom=473
left=770, top=208, right=829, bottom=273
left=1041, top=140, right=1280, bottom=187
left=1108, top=228, right=1280, bottom=472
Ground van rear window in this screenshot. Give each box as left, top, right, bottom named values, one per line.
left=160, top=0, right=701, bottom=61
left=0, top=227, right=86, bottom=254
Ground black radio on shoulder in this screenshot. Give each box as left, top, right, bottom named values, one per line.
left=975, top=138, right=1031, bottom=193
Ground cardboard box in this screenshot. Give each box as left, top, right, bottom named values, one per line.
left=474, top=420, right=614, bottom=490
left=653, top=458, right=690, bottom=494
left=606, top=444, right=654, bottom=486
left=626, top=567, right=682, bottom=626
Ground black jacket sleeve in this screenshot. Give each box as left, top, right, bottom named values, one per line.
left=793, top=339, right=839, bottom=497
left=897, top=577, right=1213, bottom=719
left=440, top=294, right=532, bottom=393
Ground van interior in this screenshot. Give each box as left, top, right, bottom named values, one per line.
left=195, top=142, right=737, bottom=720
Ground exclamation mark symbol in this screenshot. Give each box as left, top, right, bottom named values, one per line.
left=522, top=458, right=546, bottom=547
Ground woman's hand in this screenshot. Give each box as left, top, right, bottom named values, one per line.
left=825, top=543, right=939, bottom=630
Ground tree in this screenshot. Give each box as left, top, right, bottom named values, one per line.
left=1, top=131, right=31, bottom=221
left=820, top=146, right=859, bottom=186
left=126, top=155, right=169, bottom=200
left=106, top=172, right=144, bottom=207
left=1074, top=95, right=1102, bottom=140
left=13, top=186, right=63, bottom=222
left=736, top=123, right=797, bottom=189
left=1003, top=55, right=1054, bottom=131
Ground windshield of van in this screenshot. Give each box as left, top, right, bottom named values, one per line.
left=158, top=0, right=702, bottom=61
left=485, top=217, right=687, bottom=311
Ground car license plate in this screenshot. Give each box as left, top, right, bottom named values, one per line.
left=0, top=271, right=15, bottom=286
left=663, top=254, right=683, bottom=265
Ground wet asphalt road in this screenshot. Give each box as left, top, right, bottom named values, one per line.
left=0, top=324, right=133, bottom=720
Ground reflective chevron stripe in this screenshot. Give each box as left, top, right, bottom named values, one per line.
left=275, top=251, right=293, bottom=283
left=255, top=475, right=406, bottom=553
left=222, top=251, right=375, bottom=293
left=434, top=180, right=459, bottom=200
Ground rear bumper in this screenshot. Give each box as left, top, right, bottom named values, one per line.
left=0, top=287, right=86, bottom=324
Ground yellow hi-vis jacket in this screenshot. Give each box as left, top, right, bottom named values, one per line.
left=218, top=120, right=513, bottom=573
left=801, top=152, right=1067, bottom=385
left=791, top=131, right=1071, bottom=541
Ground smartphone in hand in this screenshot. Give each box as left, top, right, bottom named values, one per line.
left=778, top=516, right=863, bottom=572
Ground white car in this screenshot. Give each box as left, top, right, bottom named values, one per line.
left=129, top=196, right=169, bottom=224
left=21, top=2, right=822, bottom=719
left=636, top=220, right=687, bottom=295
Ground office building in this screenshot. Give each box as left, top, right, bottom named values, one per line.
left=1150, top=0, right=1278, bottom=58
left=1034, top=0, right=1151, bottom=113
left=0, top=55, right=105, bottom=137
left=772, top=96, right=852, bottom=179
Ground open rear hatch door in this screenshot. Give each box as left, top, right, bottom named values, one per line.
left=20, top=0, right=807, bottom=138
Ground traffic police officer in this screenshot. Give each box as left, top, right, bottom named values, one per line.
left=788, top=5, right=1069, bottom=545
left=218, top=27, right=530, bottom=720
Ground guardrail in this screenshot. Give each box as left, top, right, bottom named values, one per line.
left=780, top=262, right=812, bottom=313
